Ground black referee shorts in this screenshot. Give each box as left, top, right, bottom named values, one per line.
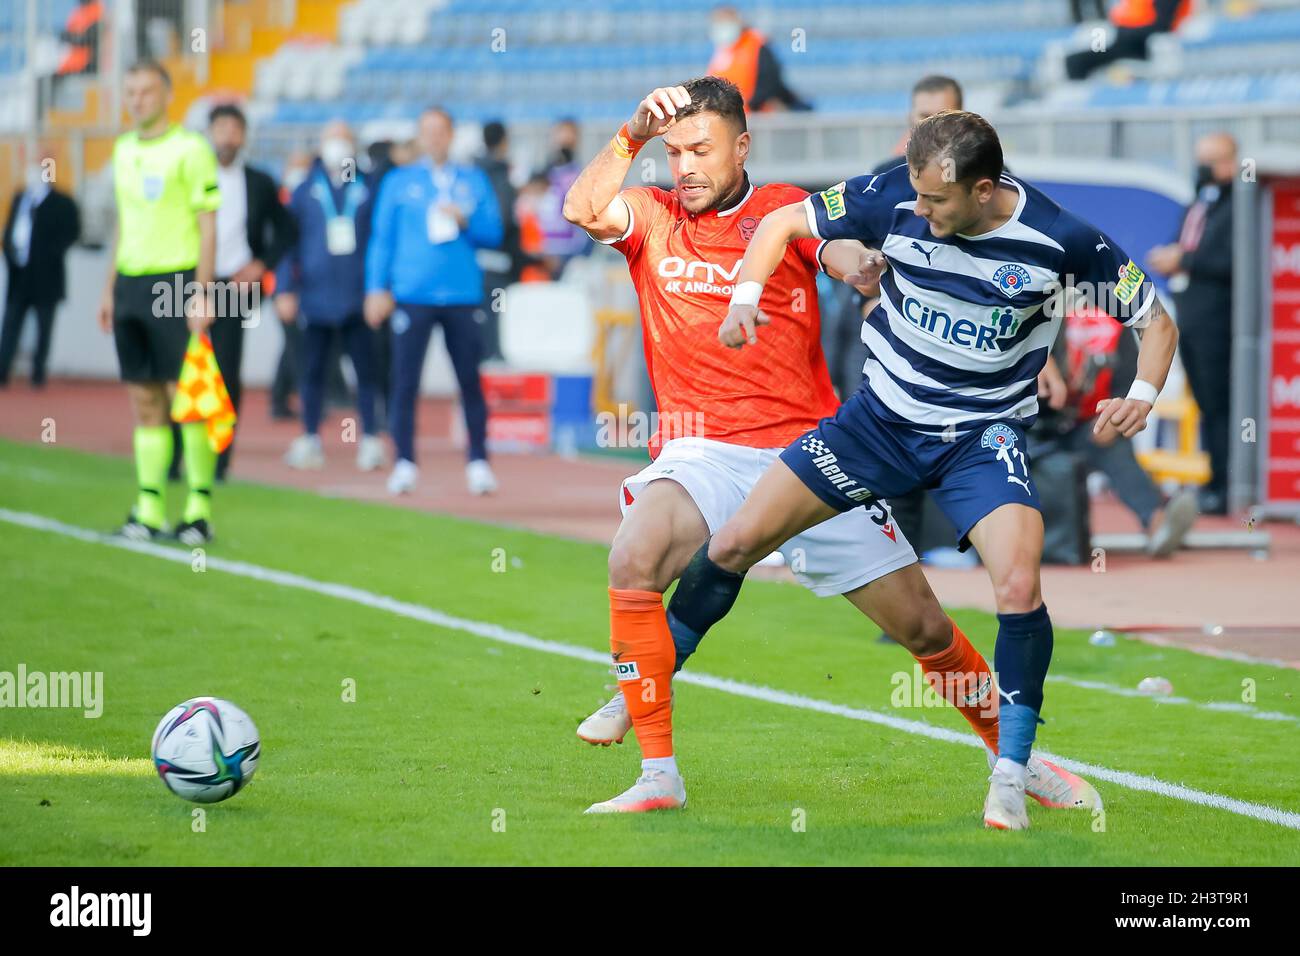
left=112, top=270, right=195, bottom=383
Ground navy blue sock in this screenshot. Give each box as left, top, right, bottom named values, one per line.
left=666, top=609, right=702, bottom=673
left=993, top=603, right=1054, bottom=765
left=665, top=541, right=746, bottom=671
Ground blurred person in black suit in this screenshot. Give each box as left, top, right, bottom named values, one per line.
left=207, top=103, right=298, bottom=479
left=476, top=120, right=519, bottom=361
left=0, top=145, right=81, bottom=388
left=1147, top=132, right=1237, bottom=515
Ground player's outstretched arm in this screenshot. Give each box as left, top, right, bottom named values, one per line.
left=1094, top=297, right=1178, bottom=439
left=719, top=202, right=808, bottom=348
left=820, top=240, right=888, bottom=296
left=562, top=85, right=689, bottom=242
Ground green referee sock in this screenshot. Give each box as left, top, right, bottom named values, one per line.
left=180, top=422, right=216, bottom=524
left=133, top=425, right=172, bottom=529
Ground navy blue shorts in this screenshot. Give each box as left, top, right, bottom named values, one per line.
left=780, top=388, right=1040, bottom=550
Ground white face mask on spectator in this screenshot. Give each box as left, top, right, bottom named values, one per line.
left=710, top=19, right=742, bottom=47
left=320, top=137, right=354, bottom=172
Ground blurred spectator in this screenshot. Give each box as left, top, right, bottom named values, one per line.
left=1065, top=0, right=1192, bottom=81
left=57, top=0, right=103, bottom=76
left=270, top=147, right=317, bottom=419
left=276, top=121, right=386, bottom=475
left=537, top=118, right=589, bottom=275
left=389, top=139, right=419, bottom=167
left=359, top=138, right=400, bottom=424
left=516, top=173, right=557, bottom=282
left=207, top=102, right=298, bottom=479
left=0, top=144, right=80, bottom=389
left=280, top=148, right=314, bottom=198
left=475, top=120, right=519, bottom=360
left=1147, top=132, right=1237, bottom=515
left=1033, top=305, right=1198, bottom=557
left=136, top=0, right=185, bottom=61
left=707, top=5, right=809, bottom=112
left=874, top=75, right=963, bottom=171
left=1069, top=0, right=1107, bottom=23
left=363, top=106, right=503, bottom=497
left=365, top=140, right=396, bottom=184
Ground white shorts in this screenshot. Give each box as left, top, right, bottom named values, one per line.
left=619, top=436, right=917, bottom=597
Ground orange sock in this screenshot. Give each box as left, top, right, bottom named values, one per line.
left=608, top=587, right=676, bottom=759
left=914, top=621, right=999, bottom=752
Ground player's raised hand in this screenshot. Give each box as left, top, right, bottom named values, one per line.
left=843, top=249, right=888, bottom=297
left=719, top=303, right=770, bottom=349
left=628, top=86, right=691, bottom=141
left=1093, top=397, right=1152, bottom=439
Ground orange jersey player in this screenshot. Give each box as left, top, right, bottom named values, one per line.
left=562, top=76, right=1099, bottom=823
left=607, top=180, right=838, bottom=457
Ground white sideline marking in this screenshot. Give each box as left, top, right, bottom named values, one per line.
left=1047, top=674, right=1300, bottom=725
left=4, top=506, right=1300, bottom=832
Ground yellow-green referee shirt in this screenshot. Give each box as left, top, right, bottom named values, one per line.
left=112, top=125, right=222, bottom=277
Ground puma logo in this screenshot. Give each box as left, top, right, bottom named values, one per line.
left=1007, top=475, right=1032, bottom=494
left=1095, top=237, right=1109, bottom=252
left=862, top=175, right=881, bottom=194
left=910, top=241, right=936, bottom=265
left=999, top=687, right=1021, bottom=705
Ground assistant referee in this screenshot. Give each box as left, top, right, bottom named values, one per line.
left=96, top=59, right=221, bottom=544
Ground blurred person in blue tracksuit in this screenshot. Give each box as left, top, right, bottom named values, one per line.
left=275, top=120, right=386, bottom=475
left=363, top=106, right=503, bottom=497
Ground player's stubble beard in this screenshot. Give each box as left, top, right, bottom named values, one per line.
left=679, top=169, right=747, bottom=216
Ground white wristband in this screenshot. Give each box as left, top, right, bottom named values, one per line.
left=1126, top=379, right=1159, bottom=405
left=730, top=281, right=763, bottom=308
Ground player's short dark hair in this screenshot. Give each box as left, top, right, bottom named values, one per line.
left=906, top=109, right=1002, bottom=189
left=208, top=103, right=247, bottom=129
left=911, top=74, right=963, bottom=107
left=483, top=120, right=507, bottom=151
left=677, top=75, right=747, bottom=134
left=126, top=58, right=171, bottom=88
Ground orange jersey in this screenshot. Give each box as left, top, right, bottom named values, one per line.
left=608, top=181, right=839, bottom=457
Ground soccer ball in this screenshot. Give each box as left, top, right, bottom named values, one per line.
left=151, top=697, right=261, bottom=803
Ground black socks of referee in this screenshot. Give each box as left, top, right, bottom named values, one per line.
left=666, top=540, right=747, bottom=672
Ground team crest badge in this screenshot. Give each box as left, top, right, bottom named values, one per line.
left=738, top=216, right=759, bottom=241
left=980, top=423, right=1018, bottom=451
left=992, top=263, right=1031, bottom=298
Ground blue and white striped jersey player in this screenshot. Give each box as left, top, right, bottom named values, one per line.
left=696, top=110, right=1180, bottom=829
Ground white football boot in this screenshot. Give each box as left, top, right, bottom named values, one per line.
left=1025, top=755, right=1103, bottom=810
left=577, top=689, right=632, bottom=746
left=356, top=435, right=388, bottom=473
left=466, top=459, right=498, bottom=496
left=983, top=765, right=1031, bottom=830
left=577, top=688, right=676, bottom=746
left=284, top=434, right=325, bottom=470
left=584, top=768, right=687, bottom=814
left=386, top=458, right=418, bottom=495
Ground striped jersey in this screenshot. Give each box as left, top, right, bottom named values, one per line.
left=803, top=164, right=1157, bottom=433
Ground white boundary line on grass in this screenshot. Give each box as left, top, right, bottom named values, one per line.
left=1046, top=674, right=1300, bottom=725
left=4, top=506, right=1300, bottom=833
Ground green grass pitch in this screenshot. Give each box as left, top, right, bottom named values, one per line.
left=2, top=438, right=1298, bottom=865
